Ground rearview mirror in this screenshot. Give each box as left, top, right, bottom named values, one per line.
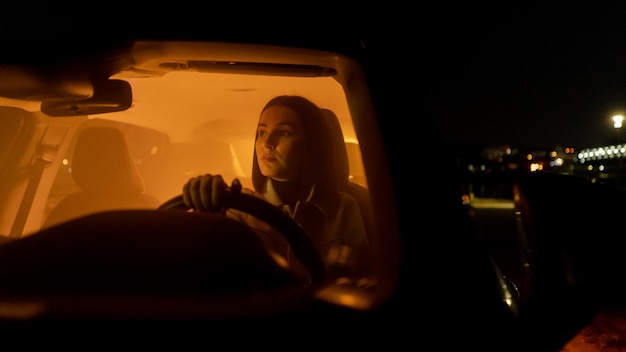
left=41, top=79, right=132, bottom=117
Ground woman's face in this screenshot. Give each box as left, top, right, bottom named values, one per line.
left=255, top=105, right=305, bottom=181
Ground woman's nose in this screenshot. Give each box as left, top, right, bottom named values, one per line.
left=262, top=133, right=277, bottom=149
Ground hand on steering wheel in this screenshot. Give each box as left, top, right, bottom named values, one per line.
left=182, top=174, right=242, bottom=212
left=158, top=178, right=326, bottom=284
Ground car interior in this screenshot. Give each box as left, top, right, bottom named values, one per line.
left=0, top=39, right=402, bottom=323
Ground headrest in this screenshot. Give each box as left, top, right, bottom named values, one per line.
left=71, top=127, right=145, bottom=193
left=320, top=108, right=350, bottom=186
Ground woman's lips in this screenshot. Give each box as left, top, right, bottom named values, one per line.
left=261, top=154, right=276, bottom=162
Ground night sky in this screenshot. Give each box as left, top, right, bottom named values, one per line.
left=423, top=3, right=626, bottom=150
left=3, top=4, right=626, bottom=152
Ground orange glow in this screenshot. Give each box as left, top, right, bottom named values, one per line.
left=561, top=310, right=626, bottom=351
left=7, top=70, right=367, bottom=236
left=107, top=72, right=357, bottom=143
left=313, top=285, right=373, bottom=310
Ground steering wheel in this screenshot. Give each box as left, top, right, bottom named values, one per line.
left=158, top=183, right=326, bottom=284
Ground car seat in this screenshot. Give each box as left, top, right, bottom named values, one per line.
left=42, top=126, right=161, bottom=228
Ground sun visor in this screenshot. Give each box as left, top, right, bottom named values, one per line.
left=41, top=79, right=132, bottom=117
left=0, top=65, right=93, bottom=101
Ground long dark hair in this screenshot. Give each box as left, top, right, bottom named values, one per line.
left=251, top=95, right=337, bottom=202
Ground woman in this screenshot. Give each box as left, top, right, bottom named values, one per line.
left=183, top=95, right=371, bottom=284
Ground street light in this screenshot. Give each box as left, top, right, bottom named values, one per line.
left=613, top=114, right=624, bottom=129
left=613, top=115, right=626, bottom=181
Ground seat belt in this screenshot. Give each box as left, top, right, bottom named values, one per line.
left=8, top=155, right=50, bottom=238
left=8, top=125, right=65, bottom=238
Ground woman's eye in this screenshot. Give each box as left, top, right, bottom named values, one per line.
left=280, top=130, right=291, bottom=137
left=258, top=130, right=266, bottom=137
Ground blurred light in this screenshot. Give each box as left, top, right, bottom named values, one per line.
left=614, top=115, right=624, bottom=129
left=470, top=198, right=514, bottom=209
left=576, top=144, right=626, bottom=164
left=530, top=162, right=543, bottom=172
left=314, top=285, right=372, bottom=310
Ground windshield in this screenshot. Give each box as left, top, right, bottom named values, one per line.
left=31, top=72, right=367, bottom=231
left=0, top=40, right=400, bottom=314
